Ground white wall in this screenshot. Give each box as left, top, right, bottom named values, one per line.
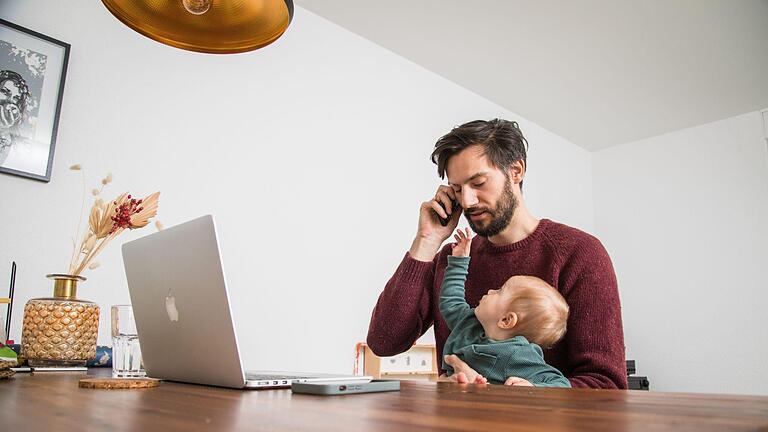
left=593, top=111, right=768, bottom=395
left=0, top=1, right=593, bottom=374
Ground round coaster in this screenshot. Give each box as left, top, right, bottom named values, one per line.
left=78, top=377, right=161, bottom=389
left=0, top=359, right=17, bottom=371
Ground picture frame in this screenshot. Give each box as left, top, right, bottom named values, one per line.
left=0, top=18, right=70, bottom=183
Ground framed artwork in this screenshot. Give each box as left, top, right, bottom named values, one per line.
left=0, top=18, right=70, bottom=182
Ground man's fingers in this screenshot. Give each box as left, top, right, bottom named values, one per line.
left=437, top=185, right=456, bottom=202
left=438, top=196, right=452, bottom=214
left=428, top=200, right=449, bottom=220
left=435, top=193, right=454, bottom=216
left=435, top=186, right=459, bottom=215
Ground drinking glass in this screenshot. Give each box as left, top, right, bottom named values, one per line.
left=111, top=305, right=145, bottom=378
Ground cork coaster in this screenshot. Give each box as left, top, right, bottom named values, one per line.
left=78, top=377, right=161, bottom=389
left=0, top=359, right=17, bottom=371
left=0, top=369, right=15, bottom=380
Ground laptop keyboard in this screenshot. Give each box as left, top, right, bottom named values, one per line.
left=246, top=373, right=311, bottom=380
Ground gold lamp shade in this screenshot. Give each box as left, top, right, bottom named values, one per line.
left=101, top=0, right=294, bottom=54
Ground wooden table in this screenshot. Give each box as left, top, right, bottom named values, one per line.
left=2, top=369, right=768, bottom=431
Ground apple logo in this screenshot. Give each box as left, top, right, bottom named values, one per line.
left=165, top=289, right=179, bottom=322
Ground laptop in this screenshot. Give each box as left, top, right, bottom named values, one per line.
left=121, top=215, right=371, bottom=389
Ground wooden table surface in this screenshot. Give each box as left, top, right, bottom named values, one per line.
left=2, top=369, right=768, bottom=431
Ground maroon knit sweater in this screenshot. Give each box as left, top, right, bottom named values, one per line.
left=367, top=219, right=627, bottom=389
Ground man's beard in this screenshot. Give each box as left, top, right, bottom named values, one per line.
left=465, top=176, right=518, bottom=237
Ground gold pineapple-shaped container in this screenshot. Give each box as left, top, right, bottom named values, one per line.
left=21, top=274, right=100, bottom=367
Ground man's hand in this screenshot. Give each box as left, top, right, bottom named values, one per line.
left=443, top=354, right=487, bottom=384
left=504, top=377, right=534, bottom=386
left=409, top=185, right=462, bottom=261
left=451, top=227, right=472, bottom=257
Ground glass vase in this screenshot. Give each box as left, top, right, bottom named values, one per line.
left=20, top=274, right=100, bottom=367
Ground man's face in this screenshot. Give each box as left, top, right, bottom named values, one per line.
left=446, top=145, right=518, bottom=237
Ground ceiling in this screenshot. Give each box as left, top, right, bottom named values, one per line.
left=298, top=0, right=768, bottom=151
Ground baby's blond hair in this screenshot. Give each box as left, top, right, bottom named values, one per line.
left=504, top=276, right=569, bottom=348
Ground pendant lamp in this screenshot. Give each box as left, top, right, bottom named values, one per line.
left=101, top=0, right=294, bottom=54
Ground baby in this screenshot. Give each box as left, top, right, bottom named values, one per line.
left=440, top=228, right=571, bottom=387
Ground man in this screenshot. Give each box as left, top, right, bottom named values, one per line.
left=367, top=119, right=627, bottom=389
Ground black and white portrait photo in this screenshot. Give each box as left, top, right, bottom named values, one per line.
left=0, top=19, right=69, bottom=182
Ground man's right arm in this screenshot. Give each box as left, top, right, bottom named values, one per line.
left=366, top=252, right=437, bottom=357
left=367, top=189, right=460, bottom=357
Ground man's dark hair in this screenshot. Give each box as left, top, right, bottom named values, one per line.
left=430, top=118, right=529, bottom=189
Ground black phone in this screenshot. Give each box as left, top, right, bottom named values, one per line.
left=291, top=380, right=400, bottom=396
left=437, top=198, right=461, bottom=226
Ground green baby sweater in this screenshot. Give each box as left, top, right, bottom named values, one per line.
left=440, top=256, right=571, bottom=387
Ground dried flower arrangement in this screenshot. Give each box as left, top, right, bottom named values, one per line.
left=67, top=164, right=161, bottom=276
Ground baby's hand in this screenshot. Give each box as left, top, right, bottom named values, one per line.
left=504, top=377, right=534, bottom=387
left=451, top=228, right=473, bottom=257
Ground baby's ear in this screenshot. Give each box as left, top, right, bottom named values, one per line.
left=498, top=312, right=518, bottom=330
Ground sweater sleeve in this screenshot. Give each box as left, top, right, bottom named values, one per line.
left=366, top=252, right=436, bottom=357
left=531, top=369, right=572, bottom=388
left=558, top=235, right=628, bottom=389
left=439, top=256, right=473, bottom=330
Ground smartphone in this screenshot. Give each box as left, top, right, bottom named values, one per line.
left=291, top=380, right=400, bottom=396
left=26, top=366, right=87, bottom=372
left=437, top=198, right=461, bottom=226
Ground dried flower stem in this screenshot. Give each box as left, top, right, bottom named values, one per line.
left=68, top=168, right=87, bottom=272
left=65, top=167, right=160, bottom=277
left=71, top=229, right=121, bottom=276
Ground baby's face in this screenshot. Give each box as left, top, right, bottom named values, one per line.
left=475, top=279, right=516, bottom=330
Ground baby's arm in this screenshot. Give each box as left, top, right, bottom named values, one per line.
left=451, top=227, right=472, bottom=257
left=529, top=369, right=572, bottom=388
left=439, top=229, right=474, bottom=329
left=501, top=344, right=572, bottom=388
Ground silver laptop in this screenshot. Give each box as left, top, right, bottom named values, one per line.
left=121, top=215, right=370, bottom=389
